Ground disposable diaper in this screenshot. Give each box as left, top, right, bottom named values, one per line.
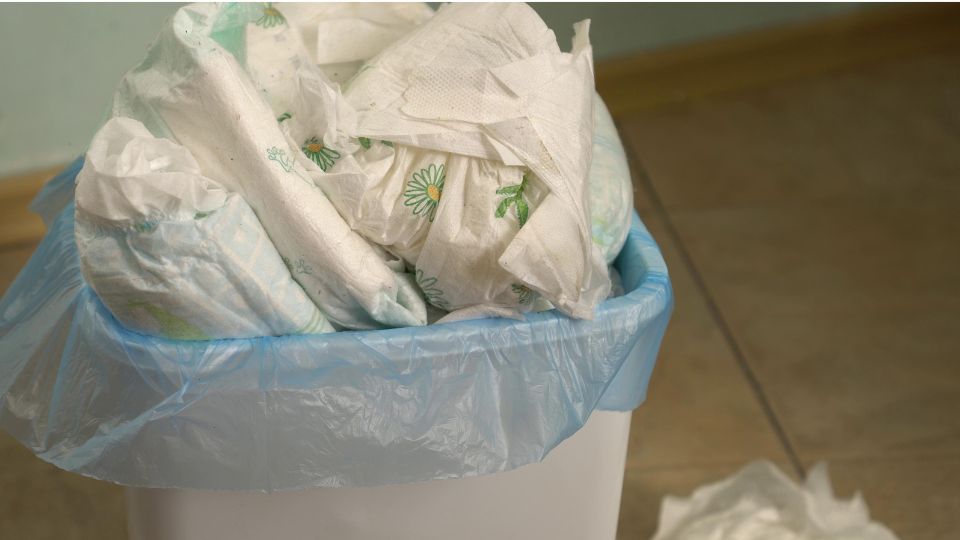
left=590, top=97, right=634, bottom=264
left=0, top=1, right=675, bottom=493
left=75, top=117, right=333, bottom=339
left=111, top=2, right=426, bottom=330
left=326, top=3, right=612, bottom=319
left=141, top=2, right=618, bottom=321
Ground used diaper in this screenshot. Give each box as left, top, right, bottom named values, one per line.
left=204, top=2, right=615, bottom=319
left=308, top=3, right=611, bottom=318
left=110, top=2, right=427, bottom=330
left=590, top=97, right=634, bottom=264
left=75, top=117, right=334, bottom=339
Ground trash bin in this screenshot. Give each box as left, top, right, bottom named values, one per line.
left=0, top=154, right=672, bottom=538
left=127, top=410, right=632, bottom=540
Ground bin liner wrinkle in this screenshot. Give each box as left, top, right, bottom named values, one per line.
left=0, top=165, right=672, bottom=491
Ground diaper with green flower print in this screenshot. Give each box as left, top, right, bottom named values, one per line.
left=319, top=102, right=631, bottom=319
left=110, top=2, right=429, bottom=331
left=75, top=117, right=334, bottom=340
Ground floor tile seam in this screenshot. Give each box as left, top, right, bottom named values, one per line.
left=618, top=124, right=806, bottom=478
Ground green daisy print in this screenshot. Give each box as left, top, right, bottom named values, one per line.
left=416, top=269, right=449, bottom=309
left=276, top=112, right=292, bottom=123
left=254, top=3, right=286, bottom=28
left=511, top=284, right=533, bottom=305
left=495, top=173, right=531, bottom=228
left=301, top=137, right=341, bottom=172
left=267, top=146, right=294, bottom=172
left=282, top=256, right=313, bottom=276
left=404, top=164, right=445, bottom=222
left=358, top=137, right=395, bottom=151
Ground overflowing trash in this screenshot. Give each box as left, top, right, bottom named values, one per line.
left=74, top=2, right=632, bottom=338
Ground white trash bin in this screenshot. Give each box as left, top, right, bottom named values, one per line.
left=1, top=136, right=671, bottom=540
left=126, top=411, right=632, bottom=540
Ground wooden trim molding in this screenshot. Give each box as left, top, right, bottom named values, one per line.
left=595, top=4, right=960, bottom=116
left=0, top=165, right=62, bottom=249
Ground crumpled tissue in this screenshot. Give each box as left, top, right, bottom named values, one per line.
left=652, top=461, right=900, bottom=540
left=277, top=2, right=434, bottom=84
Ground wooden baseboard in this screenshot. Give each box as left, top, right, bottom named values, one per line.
left=595, top=4, right=960, bottom=116
left=2, top=4, right=960, bottom=248
left=0, top=165, right=63, bottom=249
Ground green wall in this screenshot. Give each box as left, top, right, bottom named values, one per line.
left=0, top=3, right=860, bottom=177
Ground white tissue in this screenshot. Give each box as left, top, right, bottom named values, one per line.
left=75, top=117, right=334, bottom=339
left=652, top=461, right=901, bottom=540
left=111, top=3, right=427, bottom=330
left=276, top=2, right=433, bottom=84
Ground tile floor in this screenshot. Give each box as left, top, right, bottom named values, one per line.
left=616, top=48, right=960, bottom=539
left=0, top=48, right=958, bottom=540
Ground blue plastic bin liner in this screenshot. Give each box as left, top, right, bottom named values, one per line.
left=0, top=163, right=673, bottom=491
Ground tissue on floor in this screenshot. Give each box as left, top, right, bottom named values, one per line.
left=75, top=117, right=334, bottom=339
left=111, top=2, right=426, bottom=330
left=652, top=461, right=900, bottom=540
left=305, top=2, right=612, bottom=318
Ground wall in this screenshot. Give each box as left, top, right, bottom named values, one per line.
left=0, top=3, right=861, bottom=177
left=536, top=3, right=862, bottom=59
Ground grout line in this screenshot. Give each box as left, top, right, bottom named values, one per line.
left=618, top=122, right=806, bottom=478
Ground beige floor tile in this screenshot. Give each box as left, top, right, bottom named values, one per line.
left=823, top=456, right=960, bottom=540
left=623, top=140, right=655, bottom=213
left=626, top=216, right=791, bottom=469
left=0, top=432, right=126, bottom=540
left=0, top=243, right=38, bottom=295
left=621, top=50, right=960, bottom=211
left=616, top=461, right=798, bottom=540
left=668, top=201, right=960, bottom=461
